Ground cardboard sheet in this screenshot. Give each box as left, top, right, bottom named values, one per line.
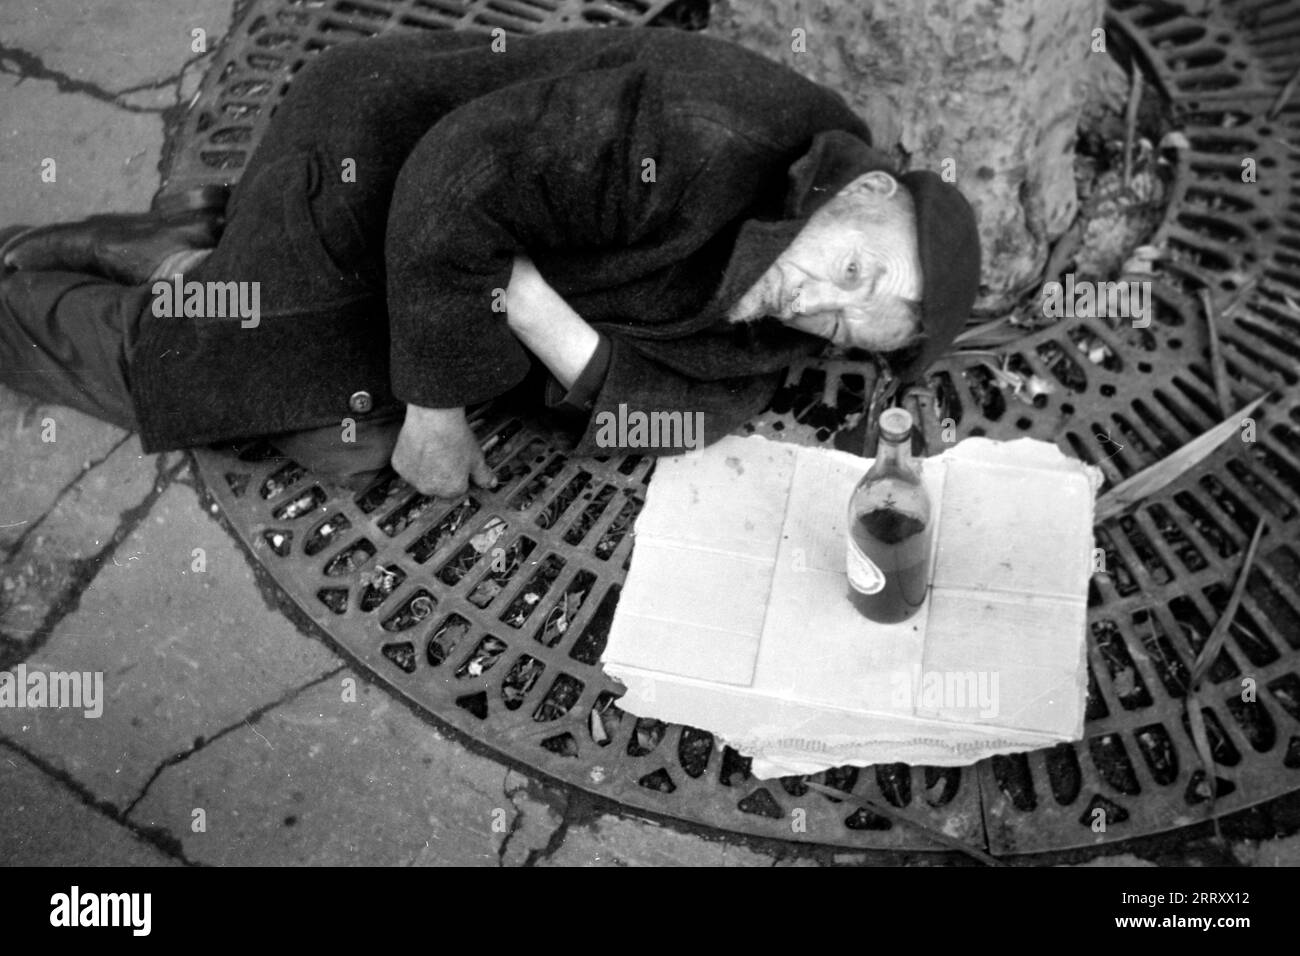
left=601, top=434, right=1102, bottom=777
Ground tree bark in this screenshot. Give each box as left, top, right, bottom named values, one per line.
left=706, top=0, right=1106, bottom=307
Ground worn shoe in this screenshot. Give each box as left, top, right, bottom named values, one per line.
left=0, top=184, right=230, bottom=285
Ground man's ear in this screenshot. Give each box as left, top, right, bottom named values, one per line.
left=842, top=170, right=899, bottom=200
left=785, top=130, right=897, bottom=218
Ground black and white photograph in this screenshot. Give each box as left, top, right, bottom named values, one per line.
left=0, top=0, right=1296, bottom=918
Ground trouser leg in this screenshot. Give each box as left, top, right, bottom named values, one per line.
left=0, top=269, right=149, bottom=429
left=266, top=411, right=403, bottom=490
left=0, top=267, right=399, bottom=486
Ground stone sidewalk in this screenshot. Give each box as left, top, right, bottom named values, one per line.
left=2, top=0, right=1297, bottom=868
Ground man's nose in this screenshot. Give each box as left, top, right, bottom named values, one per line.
left=793, top=283, right=847, bottom=315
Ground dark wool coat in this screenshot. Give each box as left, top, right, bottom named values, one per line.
left=130, top=27, right=887, bottom=455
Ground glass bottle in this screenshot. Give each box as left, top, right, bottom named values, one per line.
left=846, top=407, right=933, bottom=623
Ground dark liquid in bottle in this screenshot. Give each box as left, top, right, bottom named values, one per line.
left=848, top=508, right=930, bottom=624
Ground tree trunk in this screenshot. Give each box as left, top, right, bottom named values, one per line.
left=706, top=0, right=1106, bottom=308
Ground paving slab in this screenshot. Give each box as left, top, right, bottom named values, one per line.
left=0, top=75, right=163, bottom=227
left=0, top=0, right=233, bottom=93
left=0, top=744, right=178, bottom=866
left=0, top=432, right=157, bottom=658
left=0, top=386, right=128, bottom=554
left=129, top=676, right=567, bottom=866
left=538, top=813, right=779, bottom=867
left=0, top=481, right=342, bottom=809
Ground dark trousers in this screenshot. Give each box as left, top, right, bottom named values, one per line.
left=0, top=268, right=401, bottom=486
left=0, top=31, right=512, bottom=479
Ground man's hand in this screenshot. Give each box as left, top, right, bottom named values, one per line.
left=391, top=404, right=496, bottom=497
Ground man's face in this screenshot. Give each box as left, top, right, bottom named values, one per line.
left=733, top=171, right=924, bottom=351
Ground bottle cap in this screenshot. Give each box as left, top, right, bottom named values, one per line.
left=878, top=407, right=913, bottom=442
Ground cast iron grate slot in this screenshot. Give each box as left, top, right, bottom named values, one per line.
left=738, top=788, right=783, bottom=819
left=438, top=516, right=510, bottom=586
left=304, top=512, right=351, bottom=556
left=359, top=563, right=406, bottom=610
left=720, top=746, right=753, bottom=787
left=427, top=613, right=471, bottom=666
left=1045, top=743, right=1083, bottom=804
left=627, top=716, right=666, bottom=757
left=501, top=654, right=545, bottom=709
left=1134, top=724, right=1179, bottom=785
left=508, top=455, right=568, bottom=511
left=317, top=587, right=348, bottom=614
left=381, top=589, right=436, bottom=631
left=262, top=529, right=293, bottom=557
left=455, top=635, right=507, bottom=679
left=467, top=533, right=535, bottom=606
left=500, top=554, right=566, bottom=628
left=406, top=498, right=480, bottom=563
left=532, top=672, right=584, bottom=721
left=355, top=471, right=407, bottom=515
left=567, top=584, right=619, bottom=663
left=1180, top=706, right=1242, bottom=766
left=593, top=497, right=640, bottom=559
left=587, top=691, right=621, bottom=746
left=677, top=727, right=713, bottom=778
left=1093, top=620, right=1154, bottom=710
left=875, top=764, right=912, bottom=807
left=541, top=732, right=579, bottom=756
left=535, top=470, right=592, bottom=529
left=493, top=437, right=550, bottom=487
left=844, top=807, right=891, bottom=830
left=1172, top=490, right=1237, bottom=558
left=563, top=484, right=617, bottom=545
left=1169, top=596, right=1239, bottom=682
left=272, top=485, right=326, bottom=520
left=323, top=537, right=376, bottom=576
left=261, top=462, right=305, bottom=499
left=382, top=641, right=417, bottom=673
left=1224, top=696, right=1275, bottom=753
left=379, top=493, right=440, bottom=537
left=535, top=570, right=597, bottom=647
left=1132, top=608, right=1191, bottom=697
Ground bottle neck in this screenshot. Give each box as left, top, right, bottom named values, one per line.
left=868, top=433, right=914, bottom=481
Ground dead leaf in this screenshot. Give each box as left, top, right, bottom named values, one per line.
left=1094, top=394, right=1268, bottom=521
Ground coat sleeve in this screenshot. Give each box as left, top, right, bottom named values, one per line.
left=384, top=63, right=694, bottom=410
left=565, top=326, right=823, bottom=457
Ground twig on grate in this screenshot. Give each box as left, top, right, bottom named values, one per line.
left=952, top=316, right=1010, bottom=347
left=1184, top=700, right=1221, bottom=837
left=1094, top=393, right=1267, bottom=521
left=801, top=781, right=1004, bottom=866
left=1182, top=517, right=1265, bottom=839
left=1267, top=63, right=1300, bottom=121
left=1197, top=288, right=1233, bottom=418
left=1103, top=10, right=1175, bottom=104
left=1197, top=273, right=1260, bottom=418
left=1122, top=63, right=1143, bottom=191
left=1189, top=517, right=1267, bottom=691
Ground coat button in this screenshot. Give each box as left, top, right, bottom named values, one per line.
left=349, top=390, right=373, bottom=414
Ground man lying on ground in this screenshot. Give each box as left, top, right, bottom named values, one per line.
left=0, top=26, right=981, bottom=495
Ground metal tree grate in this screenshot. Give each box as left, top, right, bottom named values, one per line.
left=159, top=0, right=706, bottom=197
left=175, top=0, right=1300, bottom=855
